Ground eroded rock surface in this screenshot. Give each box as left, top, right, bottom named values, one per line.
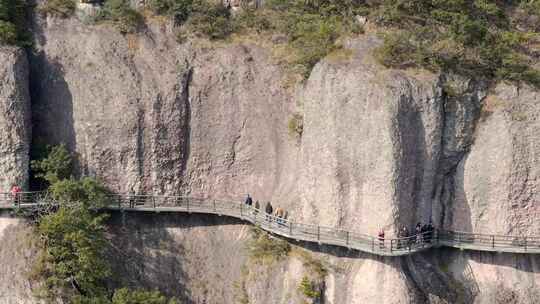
left=448, top=84, right=540, bottom=235
left=0, top=47, right=31, bottom=191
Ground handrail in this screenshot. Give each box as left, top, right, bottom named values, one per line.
left=0, top=192, right=538, bottom=256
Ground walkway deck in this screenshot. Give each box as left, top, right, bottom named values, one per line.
left=2, top=192, right=539, bottom=256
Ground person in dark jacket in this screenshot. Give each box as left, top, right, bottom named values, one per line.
left=401, top=226, right=410, bottom=249
left=253, top=200, right=260, bottom=217
left=421, top=223, right=429, bottom=242
left=378, top=229, right=385, bottom=249
left=265, top=201, right=273, bottom=221
left=426, top=220, right=434, bottom=243
left=244, top=194, right=253, bottom=206
left=415, top=222, right=422, bottom=244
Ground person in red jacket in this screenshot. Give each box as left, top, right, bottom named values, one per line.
left=11, top=185, right=22, bottom=206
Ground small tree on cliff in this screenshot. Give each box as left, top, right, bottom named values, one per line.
left=31, top=144, right=72, bottom=186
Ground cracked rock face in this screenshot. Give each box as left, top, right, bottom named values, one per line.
left=299, top=38, right=444, bottom=236
left=0, top=47, right=31, bottom=192
left=31, top=19, right=192, bottom=195
left=30, top=18, right=298, bottom=205
left=448, top=83, right=540, bottom=235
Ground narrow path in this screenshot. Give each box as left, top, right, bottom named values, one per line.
left=3, top=192, right=539, bottom=256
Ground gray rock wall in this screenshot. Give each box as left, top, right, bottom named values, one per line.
left=300, top=36, right=444, bottom=236
left=0, top=47, right=31, bottom=191
left=448, top=84, right=540, bottom=235
left=30, top=18, right=299, bottom=206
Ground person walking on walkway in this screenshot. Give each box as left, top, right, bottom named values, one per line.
left=401, top=226, right=410, bottom=249
left=244, top=194, right=253, bottom=206
left=275, top=207, right=284, bottom=225
left=426, top=220, right=434, bottom=243
left=378, top=229, right=385, bottom=249
left=11, top=184, right=22, bottom=207
left=415, top=222, right=422, bottom=244
left=421, top=223, right=429, bottom=243
left=128, top=186, right=136, bottom=208
left=265, top=201, right=273, bottom=221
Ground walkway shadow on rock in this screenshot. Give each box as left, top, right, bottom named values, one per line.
left=109, top=211, right=246, bottom=228
left=106, top=212, right=193, bottom=303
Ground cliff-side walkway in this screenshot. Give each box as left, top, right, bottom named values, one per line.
left=1, top=192, right=538, bottom=256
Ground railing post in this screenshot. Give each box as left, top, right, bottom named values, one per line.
left=524, top=237, right=527, bottom=251
left=152, top=196, right=156, bottom=209
left=317, top=226, right=320, bottom=242
left=492, top=235, right=495, bottom=249
left=390, top=239, right=393, bottom=253
left=240, top=202, right=243, bottom=217
left=187, top=199, right=190, bottom=213
left=371, top=238, right=375, bottom=252
left=214, top=200, right=217, bottom=212
left=346, top=231, right=350, bottom=246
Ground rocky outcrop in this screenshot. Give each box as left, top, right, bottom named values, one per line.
left=0, top=214, right=41, bottom=304
left=30, top=17, right=299, bottom=205
left=0, top=47, right=31, bottom=191
left=300, top=37, right=444, bottom=235
left=448, top=84, right=540, bottom=235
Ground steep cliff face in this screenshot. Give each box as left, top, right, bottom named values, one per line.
left=0, top=47, right=31, bottom=191
left=300, top=37, right=444, bottom=235
left=448, top=83, right=540, bottom=235
left=0, top=9, right=538, bottom=304
left=30, top=17, right=298, bottom=206
left=0, top=214, right=41, bottom=304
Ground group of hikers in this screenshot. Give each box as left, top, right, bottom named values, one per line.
left=378, top=221, right=435, bottom=249
left=244, top=194, right=289, bottom=224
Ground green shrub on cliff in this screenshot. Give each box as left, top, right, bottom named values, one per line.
left=36, top=206, right=111, bottom=299
left=373, top=0, right=540, bottom=88
left=298, top=276, right=321, bottom=300
left=111, top=288, right=180, bottom=304
left=247, top=227, right=291, bottom=263
left=149, top=0, right=192, bottom=24
left=288, top=114, right=304, bottom=138
left=31, top=144, right=72, bottom=186
left=40, top=0, right=77, bottom=18
left=96, top=0, right=143, bottom=33
left=150, top=0, right=233, bottom=39
left=30, top=145, right=176, bottom=302
left=0, top=0, right=30, bottom=46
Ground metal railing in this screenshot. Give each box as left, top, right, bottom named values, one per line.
left=0, top=192, right=538, bottom=256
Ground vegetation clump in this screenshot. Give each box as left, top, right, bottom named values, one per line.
left=372, top=0, right=540, bottom=88
left=40, top=0, right=77, bottom=18
left=96, top=0, right=143, bottom=33
left=29, top=144, right=177, bottom=303
left=246, top=227, right=291, bottom=263
left=160, top=0, right=540, bottom=86
left=288, top=113, right=304, bottom=138
left=298, top=276, right=321, bottom=300
left=0, top=0, right=30, bottom=46
left=149, top=0, right=233, bottom=39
